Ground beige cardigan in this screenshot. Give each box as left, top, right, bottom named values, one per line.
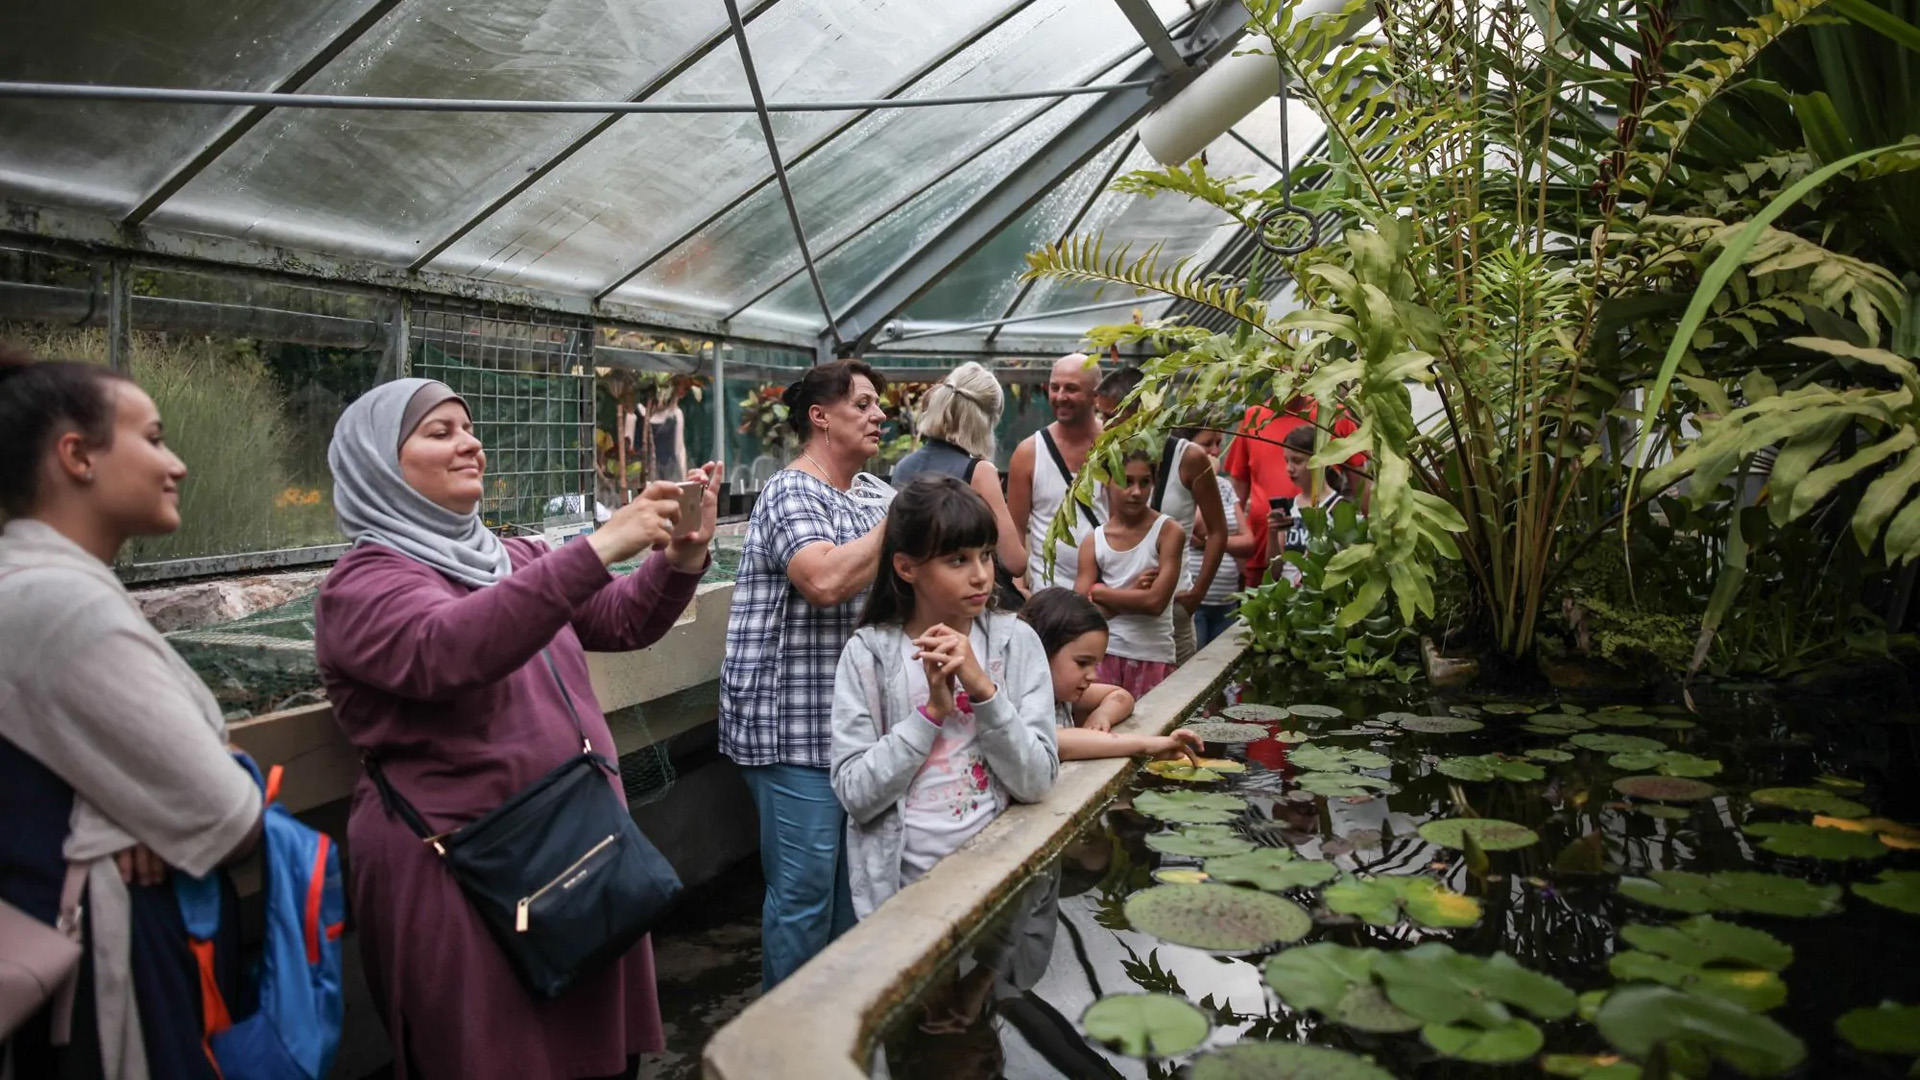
left=0, top=519, right=258, bottom=1080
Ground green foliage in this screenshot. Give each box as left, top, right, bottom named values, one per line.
left=1233, top=503, right=1418, bottom=681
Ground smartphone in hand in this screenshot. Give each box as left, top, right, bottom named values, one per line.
left=674, top=479, right=705, bottom=528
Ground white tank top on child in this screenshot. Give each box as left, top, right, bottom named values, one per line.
left=1154, top=437, right=1197, bottom=594
left=1186, top=475, right=1243, bottom=605
left=898, top=624, right=999, bottom=884
left=1025, top=429, right=1109, bottom=590
left=1094, top=515, right=1177, bottom=664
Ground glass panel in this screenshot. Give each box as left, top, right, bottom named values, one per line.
left=610, top=0, right=1157, bottom=318
left=153, top=0, right=730, bottom=264
left=0, top=0, right=381, bottom=216
left=435, top=0, right=1019, bottom=294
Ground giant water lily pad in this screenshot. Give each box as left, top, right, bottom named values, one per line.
left=1186, top=722, right=1273, bottom=745
left=1817, top=773, right=1866, bottom=791
left=1289, top=745, right=1391, bottom=772
left=1269, top=729, right=1313, bottom=744
left=1286, top=703, right=1347, bottom=719
left=1223, top=703, right=1290, bottom=722
left=1571, top=732, right=1666, bottom=754
left=1080, top=993, right=1211, bottom=1057
left=1153, top=868, right=1212, bottom=885
left=1595, top=712, right=1659, bottom=728
left=1613, top=775, right=1718, bottom=802
left=1205, top=850, right=1338, bottom=892
left=1617, top=870, right=1842, bottom=917
left=1141, top=762, right=1224, bottom=783
left=1418, top=817, right=1540, bottom=851
left=1124, top=883, right=1312, bottom=951
left=1190, top=1043, right=1394, bottom=1080
left=1324, top=876, right=1481, bottom=928
left=1540, top=1054, right=1645, bottom=1079
left=1619, top=915, right=1792, bottom=971
left=1749, top=787, right=1869, bottom=818
left=1593, top=984, right=1805, bottom=1077
left=1296, top=773, right=1399, bottom=798
left=1835, top=1002, right=1920, bottom=1055
left=1146, top=825, right=1256, bottom=858
left=1853, top=870, right=1920, bottom=916
left=1422, top=1017, right=1544, bottom=1064
left=1527, top=748, right=1576, bottom=763
left=1397, top=715, right=1485, bottom=734
left=1606, top=751, right=1723, bottom=777
left=1373, top=944, right=1576, bottom=1027
left=1435, top=754, right=1546, bottom=783
left=1134, top=789, right=1248, bottom=824
left=1262, top=943, right=1421, bottom=1033
left=1743, top=822, right=1888, bottom=860
left=1607, top=950, right=1787, bottom=1012
left=1814, top=816, right=1920, bottom=851
left=1529, top=713, right=1600, bottom=731
left=1480, top=702, right=1539, bottom=716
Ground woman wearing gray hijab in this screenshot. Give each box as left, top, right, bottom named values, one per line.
left=313, top=378, right=716, bottom=1080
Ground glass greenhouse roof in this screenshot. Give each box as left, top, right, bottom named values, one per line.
left=0, top=0, right=1325, bottom=356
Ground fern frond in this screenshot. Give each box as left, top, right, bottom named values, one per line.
left=1022, top=234, right=1280, bottom=341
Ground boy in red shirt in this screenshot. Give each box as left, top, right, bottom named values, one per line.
left=1224, top=398, right=1362, bottom=586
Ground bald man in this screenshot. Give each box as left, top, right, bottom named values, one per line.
left=1007, top=353, right=1110, bottom=590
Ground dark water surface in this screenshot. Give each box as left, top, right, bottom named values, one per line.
left=880, top=663, right=1920, bottom=1079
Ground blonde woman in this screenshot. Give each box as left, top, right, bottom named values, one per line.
left=890, top=362, right=1028, bottom=588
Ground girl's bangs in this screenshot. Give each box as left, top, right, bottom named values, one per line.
left=915, top=488, right=998, bottom=559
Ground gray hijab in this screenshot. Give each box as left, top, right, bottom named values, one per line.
left=328, top=378, right=512, bottom=587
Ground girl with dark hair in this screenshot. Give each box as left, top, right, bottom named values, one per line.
left=719, top=358, right=893, bottom=988
left=1076, top=449, right=1185, bottom=698
left=1019, top=588, right=1204, bottom=762
left=0, top=347, right=263, bottom=1080
left=829, top=476, right=1058, bottom=919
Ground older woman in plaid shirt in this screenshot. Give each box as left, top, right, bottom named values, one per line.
left=719, top=359, right=890, bottom=989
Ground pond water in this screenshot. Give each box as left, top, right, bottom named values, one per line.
left=879, top=662, right=1920, bottom=1079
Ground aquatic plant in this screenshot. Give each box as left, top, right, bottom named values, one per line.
left=1593, top=984, right=1805, bottom=1076
left=1144, top=826, right=1257, bottom=859
left=1080, top=993, right=1211, bottom=1058
left=1396, top=715, right=1485, bottom=734
left=1134, top=790, right=1248, bottom=825
left=1618, top=870, right=1843, bottom=917
left=1183, top=722, right=1273, bottom=745
left=1613, top=776, right=1720, bottom=802
left=1850, top=870, right=1920, bottom=914
left=1189, top=1043, right=1393, bottom=1080
left=1323, top=875, right=1482, bottom=929
left=1743, top=821, right=1890, bottom=859
left=1202, top=850, right=1339, bottom=892
left=1416, top=818, right=1539, bottom=851
left=1123, top=883, right=1312, bottom=952
left=1748, top=786, right=1869, bottom=817
left=1222, top=704, right=1290, bottom=722
left=1834, top=1001, right=1920, bottom=1057
left=1434, top=754, right=1547, bottom=783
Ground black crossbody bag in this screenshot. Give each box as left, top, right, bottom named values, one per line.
left=363, top=651, right=682, bottom=1000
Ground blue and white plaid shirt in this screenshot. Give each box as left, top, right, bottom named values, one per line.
left=719, top=469, right=886, bottom=768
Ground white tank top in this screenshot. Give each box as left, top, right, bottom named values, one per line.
left=1154, top=437, right=1197, bottom=592
left=1025, top=429, right=1109, bottom=590
left=1093, top=515, right=1176, bottom=664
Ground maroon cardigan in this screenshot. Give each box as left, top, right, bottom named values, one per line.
left=315, top=538, right=702, bottom=1080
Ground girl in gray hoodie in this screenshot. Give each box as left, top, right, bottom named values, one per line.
left=829, top=476, right=1061, bottom=919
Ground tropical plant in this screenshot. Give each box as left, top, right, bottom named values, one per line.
left=1025, top=0, right=1920, bottom=667
left=1235, top=501, right=1419, bottom=680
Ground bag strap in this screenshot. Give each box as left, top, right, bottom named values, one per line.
left=1150, top=436, right=1180, bottom=512
left=365, top=648, right=591, bottom=851
left=1037, top=428, right=1101, bottom=526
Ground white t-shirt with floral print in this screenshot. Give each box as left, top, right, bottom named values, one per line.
left=897, top=623, right=1000, bottom=883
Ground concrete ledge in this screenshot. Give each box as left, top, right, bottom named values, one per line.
left=701, top=626, right=1252, bottom=1080
left=589, top=580, right=733, bottom=712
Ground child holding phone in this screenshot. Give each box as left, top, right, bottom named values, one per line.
left=1076, top=449, right=1185, bottom=698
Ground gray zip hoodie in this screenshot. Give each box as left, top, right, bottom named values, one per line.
left=829, top=611, right=1060, bottom=918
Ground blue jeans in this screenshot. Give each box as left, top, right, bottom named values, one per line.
left=740, top=763, right=856, bottom=990
left=1192, top=602, right=1240, bottom=650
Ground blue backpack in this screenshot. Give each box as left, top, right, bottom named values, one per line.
left=175, top=754, right=345, bottom=1080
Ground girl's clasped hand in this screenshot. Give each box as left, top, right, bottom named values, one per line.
left=911, top=622, right=996, bottom=721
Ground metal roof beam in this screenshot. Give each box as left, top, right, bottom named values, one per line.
left=825, top=0, right=1253, bottom=357
left=984, top=132, right=1138, bottom=347
left=123, top=0, right=407, bottom=226
left=1109, top=0, right=1190, bottom=74
left=408, top=0, right=785, bottom=271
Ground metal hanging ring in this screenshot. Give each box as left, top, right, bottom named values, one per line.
left=1256, top=204, right=1320, bottom=256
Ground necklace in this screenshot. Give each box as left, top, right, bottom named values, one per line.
left=800, top=449, right=849, bottom=490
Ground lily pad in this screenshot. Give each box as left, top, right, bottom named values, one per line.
left=1852, top=870, right=1920, bottom=916
left=1286, top=703, right=1347, bottom=718
left=1480, top=702, right=1538, bottom=715
left=1654, top=718, right=1698, bottom=730
left=1816, top=773, right=1866, bottom=792
left=1418, top=817, right=1540, bottom=851
left=1152, top=868, right=1212, bottom=884
left=1606, top=751, right=1723, bottom=777
left=1528, top=713, right=1600, bottom=732
left=1263, top=943, right=1422, bottom=1033
left=1612, top=775, right=1718, bottom=801
left=1124, top=883, right=1312, bottom=952
left=1814, top=815, right=1920, bottom=851
left=1638, top=804, right=1692, bottom=819
left=1222, top=703, right=1290, bottom=722
left=1142, top=762, right=1225, bottom=783
left=1607, top=951, right=1788, bottom=1012
left=1185, top=721, right=1273, bottom=745
left=1289, top=745, right=1391, bottom=772
left=1134, top=789, right=1248, bottom=825
left=1397, top=715, right=1486, bottom=734
left=1526, top=748, right=1576, bottom=763
left=1422, top=1017, right=1544, bottom=1064
left=1190, top=1043, right=1394, bottom=1080
left=1080, top=993, right=1211, bottom=1058
left=1619, top=915, right=1792, bottom=971
left=1372, top=711, right=1425, bottom=724
left=1373, top=943, right=1576, bottom=1026
left=1743, top=822, right=1888, bottom=860
left=1593, top=984, right=1805, bottom=1077
left=1145, top=825, right=1257, bottom=858
left=1435, top=754, right=1545, bottom=783
left=1296, top=773, right=1398, bottom=798
left=1571, top=732, right=1666, bottom=754
left=1749, top=787, right=1869, bottom=818
left=1595, top=712, right=1658, bottom=728
left=1618, top=870, right=1842, bottom=917
left=1205, top=850, right=1339, bottom=892
left=1269, top=729, right=1313, bottom=743
left=1541, top=1053, right=1645, bottom=1078
left=1835, top=1002, right=1920, bottom=1055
